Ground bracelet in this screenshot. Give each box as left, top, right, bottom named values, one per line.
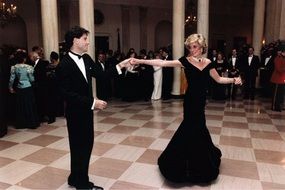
left=232, top=78, right=236, bottom=83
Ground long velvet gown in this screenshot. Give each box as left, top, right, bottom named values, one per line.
left=158, top=56, right=222, bottom=183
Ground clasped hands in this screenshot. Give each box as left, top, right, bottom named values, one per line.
left=233, top=77, right=242, bottom=85
left=117, top=58, right=140, bottom=69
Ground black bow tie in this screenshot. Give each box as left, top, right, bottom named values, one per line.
left=70, top=51, right=83, bottom=59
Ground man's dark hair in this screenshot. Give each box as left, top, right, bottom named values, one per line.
left=64, top=26, right=89, bottom=50
left=159, top=47, right=169, bottom=54
left=50, top=51, right=59, bottom=61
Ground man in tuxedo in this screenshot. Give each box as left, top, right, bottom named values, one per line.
left=0, top=49, right=8, bottom=137
left=56, top=26, right=129, bottom=190
left=159, top=47, right=173, bottom=100
left=95, top=51, right=112, bottom=101
left=227, top=48, right=241, bottom=99
left=260, top=48, right=274, bottom=97
left=241, top=46, right=260, bottom=100
left=29, top=51, right=49, bottom=122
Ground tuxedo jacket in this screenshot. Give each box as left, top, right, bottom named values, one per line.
left=241, top=55, right=260, bottom=77
left=56, top=54, right=118, bottom=112
left=261, top=56, right=274, bottom=73
left=34, top=59, right=49, bottom=87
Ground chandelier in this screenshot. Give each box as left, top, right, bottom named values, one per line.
left=185, top=0, right=197, bottom=27
left=0, top=0, right=17, bottom=28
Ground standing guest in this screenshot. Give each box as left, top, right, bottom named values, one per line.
left=209, top=49, right=217, bottom=63
left=212, top=52, right=228, bottom=100
left=32, top=46, right=45, bottom=59
left=0, top=48, right=9, bottom=137
left=56, top=26, right=130, bottom=190
left=207, top=49, right=218, bottom=96
left=260, top=48, right=274, bottom=97
left=138, top=49, right=154, bottom=101
left=95, top=51, right=112, bottom=101
left=227, top=48, right=241, bottom=100
left=151, top=51, right=163, bottom=100
left=46, top=51, right=60, bottom=124
left=241, top=46, right=260, bottom=100
left=8, top=51, right=39, bottom=129
left=29, top=51, right=49, bottom=122
left=271, top=44, right=285, bottom=112
left=131, top=33, right=242, bottom=184
left=159, top=47, right=173, bottom=100
left=122, top=51, right=140, bottom=101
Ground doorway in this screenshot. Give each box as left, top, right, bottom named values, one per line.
left=95, top=36, right=109, bottom=54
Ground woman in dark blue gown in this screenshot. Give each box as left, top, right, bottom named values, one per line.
left=131, top=34, right=242, bottom=184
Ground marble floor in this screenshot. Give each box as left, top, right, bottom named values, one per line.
left=0, top=97, right=285, bottom=190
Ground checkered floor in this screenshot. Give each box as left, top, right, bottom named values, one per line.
left=0, top=97, right=285, bottom=190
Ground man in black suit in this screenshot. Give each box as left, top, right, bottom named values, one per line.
left=159, top=47, right=173, bottom=100
left=241, top=46, right=260, bottom=100
left=95, top=51, right=112, bottom=101
left=227, top=48, right=241, bottom=99
left=29, top=51, right=49, bottom=122
left=56, top=26, right=129, bottom=190
left=260, top=48, right=274, bottom=97
left=0, top=49, right=8, bottom=137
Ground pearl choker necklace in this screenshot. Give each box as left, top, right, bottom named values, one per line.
left=191, top=56, right=203, bottom=62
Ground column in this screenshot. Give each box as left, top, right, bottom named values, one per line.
left=264, top=0, right=275, bottom=43
left=252, top=0, right=265, bottom=57
left=279, top=0, right=285, bottom=39
left=79, top=0, right=95, bottom=95
left=273, top=0, right=282, bottom=41
left=172, top=0, right=185, bottom=96
left=121, top=5, right=130, bottom=53
left=79, top=0, right=95, bottom=60
left=139, top=7, right=148, bottom=50
left=40, top=0, right=59, bottom=59
left=197, top=0, right=209, bottom=50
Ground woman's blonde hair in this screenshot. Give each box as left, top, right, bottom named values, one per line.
left=184, top=33, right=207, bottom=54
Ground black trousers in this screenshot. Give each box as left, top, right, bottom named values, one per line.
left=66, top=108, right=94, bottom=186
left=244, top=75, right=256, bottom=98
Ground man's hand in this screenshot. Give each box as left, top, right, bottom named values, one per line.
left=9, top=88, right=15, bottom=94
left=130, top=58, right=140, bottom=65
left=234, top=77, right=242, bottom=85
left=118, top=58, right=132, bottom=69
left=95, top=99, right=107, bottom=110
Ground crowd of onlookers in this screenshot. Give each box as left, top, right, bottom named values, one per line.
left=1, top=40, right=285, bottom=138
left=207, top=40, right=285, bottom=113
left=0, top=46, right=64, bottom=137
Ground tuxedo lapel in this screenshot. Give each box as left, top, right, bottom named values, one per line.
left=83, top=58, right=91, bottom=83
left=67, top=56, right=88, bottom=84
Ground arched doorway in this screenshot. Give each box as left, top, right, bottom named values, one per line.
left=0, top=16, right=27, bottom=49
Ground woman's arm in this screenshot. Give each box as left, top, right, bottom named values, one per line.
left=210, top=68, right=242, bottom=85
left=130, top=58, right=182, bottom=67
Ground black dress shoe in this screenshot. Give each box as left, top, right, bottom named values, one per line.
left=47, top=118, right=55, bottom=124
left=68, top=181, right=103, bottom=190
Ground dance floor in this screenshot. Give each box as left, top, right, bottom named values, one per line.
left=0, top=97, right=285, bottom=190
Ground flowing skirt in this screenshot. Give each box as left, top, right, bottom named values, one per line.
left=15, top=87, right=40, bottom=129
left=158, top=119, right=221, bottom=183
